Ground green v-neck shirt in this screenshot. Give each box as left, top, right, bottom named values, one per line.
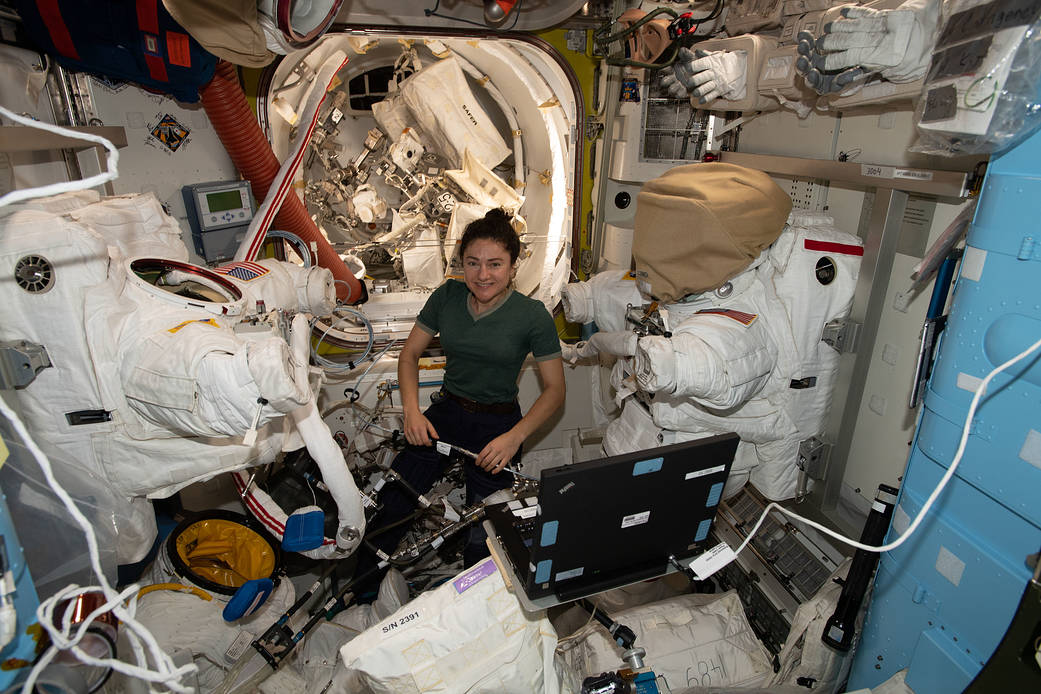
left=416, top=280, right=561, bottom=403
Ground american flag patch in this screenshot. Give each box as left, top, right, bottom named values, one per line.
left=214, top=261, right=269, bottom=282
left=696, top=308, right=758, bottom=325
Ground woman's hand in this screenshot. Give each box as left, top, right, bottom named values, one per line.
left=475, top=430, right=524, bottom=473
left=402, top=408, right=438, bottom=447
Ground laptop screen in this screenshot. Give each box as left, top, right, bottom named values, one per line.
left=524, top=432, right=739, bottom=600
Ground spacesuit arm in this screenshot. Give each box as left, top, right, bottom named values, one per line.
left=560, top=270, right=644, bottom=332
left=633, top=315, right=776, bottom=410
left=285, top=314, right=366, bottom=552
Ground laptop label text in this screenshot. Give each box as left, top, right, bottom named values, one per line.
left=621, top=510, right=651, bottom=528
left=685, top=464, right=726, bottom=480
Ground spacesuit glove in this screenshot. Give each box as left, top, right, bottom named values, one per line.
left=632, top=335, right=677, bottom=394
left=796, top=30, right=867, bottom=94
left=661, top=47, right=698, bottom=99
left=798, top=1, right=937, bottom=91
left=662, top=48, right=747, bottom=103
left=686, top=50, right=748, bottom=103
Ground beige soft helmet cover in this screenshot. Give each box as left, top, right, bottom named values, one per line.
left=633, top=163, right=792, bottom=301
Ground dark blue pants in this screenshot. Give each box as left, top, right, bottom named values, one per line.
left=365, top=396, right=520, bottom=573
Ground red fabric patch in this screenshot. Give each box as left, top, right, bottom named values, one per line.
left=166, top=31, right=192, bottom=67
left=144, top=54, right=169, bottom=82
left=135, top=0, right=159, bottom=33
left=804, top=239, right=864, bottom=256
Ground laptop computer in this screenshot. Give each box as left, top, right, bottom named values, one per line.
left=485, top=432, right=739, bottom=607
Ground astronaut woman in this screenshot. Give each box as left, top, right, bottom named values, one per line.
left=368, top=208, right=565, bottom=569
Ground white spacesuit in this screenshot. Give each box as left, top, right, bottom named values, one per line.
left=0, top=190, right=365, bottom=563
left=562, top=163, right=863, bottom=500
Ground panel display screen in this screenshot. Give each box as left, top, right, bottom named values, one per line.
left=206, top=189, right=243, bottom=213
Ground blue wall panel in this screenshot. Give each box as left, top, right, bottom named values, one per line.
left=849, top=125, right=1041, bottom=691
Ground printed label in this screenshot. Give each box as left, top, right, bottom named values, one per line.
left=621, top=511, right=650, bottom=529
left=225, top=631, right=255, bottom=663
left=685, top=464, right=726, bottom=480
left=513, top=506, right=537, bottom=519
left=435, top=441, right=452, bottom=456
left=381, top=609, right=422, bottom=633
left=894, top=169, right=934, bottom=182
left=454, top=559, right=497, bottom=594
left=688, top=542, right=736, bottom=580
left=555, top=567, right=584, bottom=582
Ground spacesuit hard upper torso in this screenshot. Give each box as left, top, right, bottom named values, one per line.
left=0, top=191, right=364, bottom=563
left=567, top=211, right=862, bottom=501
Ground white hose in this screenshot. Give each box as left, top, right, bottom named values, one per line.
left=0, top=106, right=119, bottom=208
left=0, top=396, right=196, bottom=693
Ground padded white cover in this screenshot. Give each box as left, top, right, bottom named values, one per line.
left=375, top=56, right=510, bottom=171
left=129, top=578, right=295, bottom=692
left=338, top=559, right=578, bottom=693
left=558, top=591, right=773, bottom=689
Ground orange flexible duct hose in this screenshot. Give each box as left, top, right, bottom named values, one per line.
left=199, top=61, right=363, bottom=304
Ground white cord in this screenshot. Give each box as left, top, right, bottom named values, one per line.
left=0, top=105, right=119, bottom=208
left=731, top=333, right=1041, bottom=561
left=351, top=340, right=399, bottom=398
left=0, top=396, right=197, bottom=693
left=310, top=308, right=375, bottom=371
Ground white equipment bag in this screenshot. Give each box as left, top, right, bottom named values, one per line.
left=337, top=559, right=578, bottom=693
left=374, top=56, right=510, bottom=171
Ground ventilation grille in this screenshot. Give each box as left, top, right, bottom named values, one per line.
left=15, top=255, right=54, bottom=294
left=725, top=488, right=837, bottom=602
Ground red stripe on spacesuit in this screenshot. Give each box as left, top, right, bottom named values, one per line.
left=804, top=239, right=864, bottom=256
left=233, top=471, right=286, bottom=534
left=234, top=471, right=336, bottom=547
left=36, top=0, right=80, bottom=60
left=135, top=0, right=169, bottom=83
left=696, top=308, right=757, bottom=325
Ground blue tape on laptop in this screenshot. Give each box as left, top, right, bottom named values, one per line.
left=484, top=432, right=739, bottom=609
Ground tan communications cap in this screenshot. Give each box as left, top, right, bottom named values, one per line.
left=633, top=163, right=792, bottom=301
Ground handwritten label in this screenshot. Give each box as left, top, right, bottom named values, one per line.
left=685, top=651, right=730, bottom=686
